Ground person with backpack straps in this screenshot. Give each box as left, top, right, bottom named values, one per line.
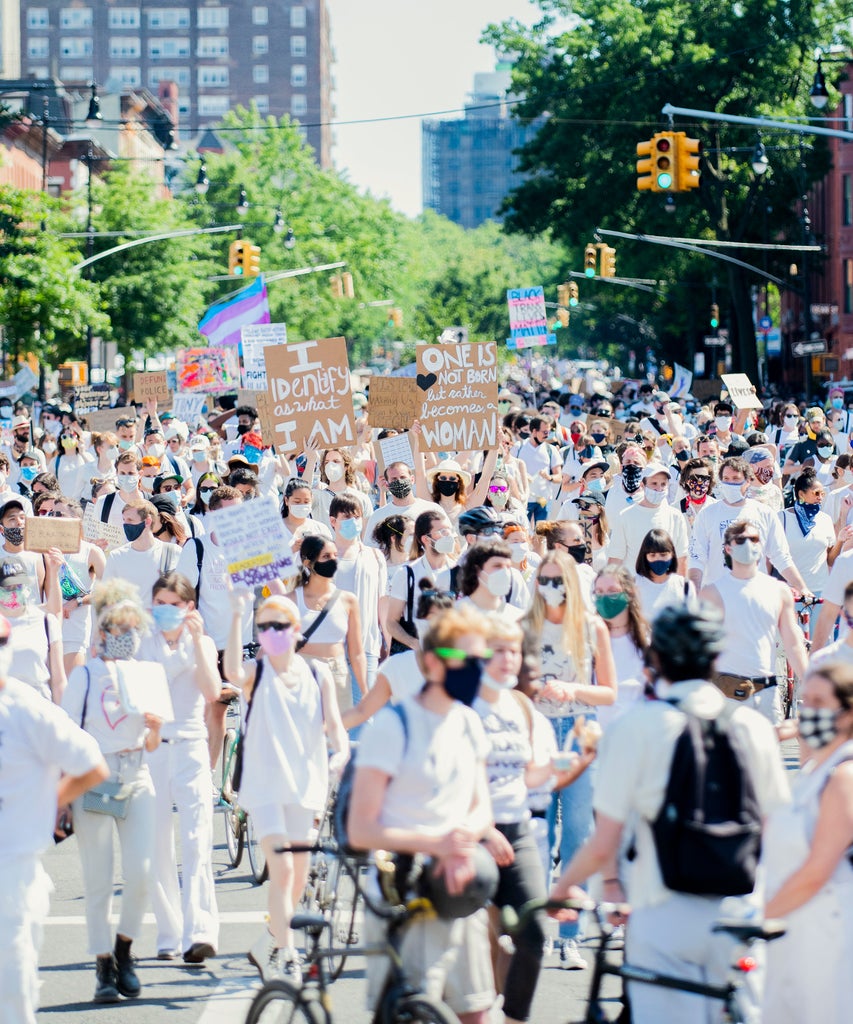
left=761, top=660, right=853, bottom=1023
left=224, top=592, right=348, bottom=984
left=548, top=603, right=790, bottom=1024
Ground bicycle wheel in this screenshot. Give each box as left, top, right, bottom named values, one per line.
left=326, top=856, right=360, bottom=980
left=245, top=980, right=330, bottom=1024
left=246, top=812, right=269, bottom=884
left=391, top=994, right=461, bottom=1024
left=221, top=732, right=244, bottom=868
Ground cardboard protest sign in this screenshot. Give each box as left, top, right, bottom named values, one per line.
left=207, top=497, right=293, bottom=587
left=415, top=342, right=499, bottom=453
left=72, top=386, right=111, bottom=415
left=24, top=515, right=82, bottom=554
left=133, top=371, right=171, bottom=404
left=255, top=390, right=277, bottom=443
left=691, top=379, right=722, bottom=403
left=82, top=405, right=136, bottom=434
left=263, top=337, right=356, bottom=455
left=82, top=503, right=126, bottom=552
left=177, top=347, right=240, bottom=394
left=241, top=322, right=286, bottom=390
left=171, top=393, right=207, bottom=425
left=721, top=373, right=763, bottom=410
left=586, top=415, right=628, bottom=445
left=368, top=375, right=421, bottom=430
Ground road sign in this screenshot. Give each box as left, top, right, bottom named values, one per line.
left=704, top=335, right=726, bottom=347
left=810, top=304, right=838, bottom=317
left=791, top=338, right=827, bottom=357
left=759, top=315, right=772, bottom=330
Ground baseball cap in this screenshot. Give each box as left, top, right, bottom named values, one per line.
left=190, top=435, right=211, bottom=451
left=571, top=460, right=609, bottom=483
left=642, top=463, right=670, bottom=482
left=0, top=499, right=24, bottom=519
left=0, top=557, right=28, bottom=587
left=571, top=490, right=605, bottom=508
left=743, top=445, right=773, bottom=465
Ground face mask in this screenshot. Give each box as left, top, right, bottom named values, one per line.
left=586, top=476, right=606, bottom=493
left=151, top=604, right=187, bottom=632
left=480, top=672, right=517, bottom=693
left=591, top=432, right=606, bottom=444
left=0, top=584, right=24, bottom=609
left=388, top=478, right=413, bottom=499
left=798, top=706, right=841, bottom=750
left=675, top=450, right=689, bottom=462
left=490, top=490, right=509, bottom=508
left=199, top=488, right=215, bottom=505
left=160, top=490, right=180, bottom=511
left=595, top=592, right=629, bottom=620
left=61, top=437, right=76, bottom=451
left=288, top=503, right=311, bottom=519
left=715, top=416, right=732, bottom=432
left=117, top=474, right=137, bottom=493
left=118, top=439, right=134, bottom=451
left=539, top=582, right=567, bottom=607
left=325, top=462, right=345, bottom=482
left=686, top=477, right=710, bottom=498
left=192, top=450, right=208, bottom=464
left=140, top=478, right=154, bottom=492
left=0, top=406, right=11, bottom=421
left=754, top=466, right=774, bottom=485
left=442, top=656, right=484, bottom=706
left=431, top=534, right=455, bottom=555
left=729, top=539, right=761, bottom=565
left=313, top=558, right=338, bottom=578
left=339, top=517, right=361, bottom=541
left=103, top=629, right=140, bottom=660
left=20, top=466, right=38, bottom=483
left=123, top=521, right=146, bottom=542
left=42, top=441, right=56, bottom=455
left=784, top=415, right=798, bottom=427
left=509, top=542, right=527, bottom=561
left=566, top=543, right=587, bottom=564
left=482, top=567, right=512, bottom=597
left=832, top=398, right=844, bottom=410
left=258, top=625, right=297, bottom=657
left=437, top=479, right=460, bottom=497
left=648, top=559, right=672, bottom=577
left=818, top=446, right=834, bottom=459
left=719, top=481, right=745, bottom=504
left=147, top=443, right=165, bottom=459
left=622, top=464, right=642, bottom=494
left=0, top=645, right=12, bottom=677
left=105, top=446, right=119, bottom=461
left=236, top=423, right=251, bottom=436
left=644, top=486, right=666, bottom=506
left=3, top=526, right=23, bottom=546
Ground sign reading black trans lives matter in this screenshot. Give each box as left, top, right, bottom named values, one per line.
left=263, top=337, right=357, bottom=455
left=416, top=342, right=499, bottom=453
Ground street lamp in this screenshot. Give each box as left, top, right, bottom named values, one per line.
left=810, top=57, right=829, bottom=109
left=273, top=208, right=284, bottom=233
left=236, top=185, right=249, bottom=215
left=751, top=139, right=769, bottom=175
left=85, top=82, right=102, bottom=125
left=195, top=161, right=209, bottom=195
left=283, top=227, right=296, bottom=250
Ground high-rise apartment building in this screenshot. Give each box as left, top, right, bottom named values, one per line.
left=422, top=65, right=537, bottom=229
left=19, top=0, right=333, bottom=166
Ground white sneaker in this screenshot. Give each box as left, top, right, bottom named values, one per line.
left=248, top=931, right=282, bottom=981
left=559, top=939, right=587, bottom=970
left=542, top=935, right=554, bottom=957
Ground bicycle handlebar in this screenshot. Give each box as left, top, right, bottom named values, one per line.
left=501, top=898, right=629, bottom=935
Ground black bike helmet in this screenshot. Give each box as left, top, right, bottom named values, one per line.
left=648, top=603, right=726, bottom=683
left=458, top=505, right=503, bottom=537
left=421, top=844, right=499, bottom=919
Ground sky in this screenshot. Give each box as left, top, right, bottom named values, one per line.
left=324, top=0, right=541, bottom=218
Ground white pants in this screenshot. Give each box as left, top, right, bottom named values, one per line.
left=147, top=737, right=219, bottom=953
left=626, top=893, right=762, bottom=1024
left=72, top=752, right=155, bottom=956
left=0, top=858, right=51, bottom=1024
left=747, top=683, right=782, bottom=726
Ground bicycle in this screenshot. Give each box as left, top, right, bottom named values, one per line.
left=244, top=846, right=460, bottom=1024
left=783, top=595, right=823, bottom=719
left=219, top=699, right=268, bottom=883
left=504, top=899, right=785, bottom=1024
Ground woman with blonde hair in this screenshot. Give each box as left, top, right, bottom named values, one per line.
left=521, top=551, right=615, bottom=968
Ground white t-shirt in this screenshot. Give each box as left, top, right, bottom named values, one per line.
left=473, top=688, right=532, bottom=824
left=363, top=498, right=442, bottom=548
left=176, top=534, right=253, bottom=649
left=606, top=501, right=689, bottom=572
left=102, top=540, right=179, bottom=606
left=377, top=650, right=425, bottom=704
left=688, top=498, right=795, bottom=586
left=0, top=546, right=42, bottom=605
left=515, top=438, right=560, bottom=501
left=778, top=508, right=835, bottom=592
left=8, top=607, right=51, bottom=700
left=604, top=476, right=641, bottom=520
left=62, top=659, right=151, bottom=755
left=597, top=633, right=645, bottom=731
left=526, top=708, right=558, bottom=813
left=137, top=629, right=217, bottom=741
left=0, top=679, right=103, bottom=863
left=823, top=548, right=853, bottom=608
left=357, top=698, right=489, bottom=836
left=635, top=574, right=695, bottom=622
left=333, top=543, right=387, bottom=657
left=388, top=555, right=453, bottom=605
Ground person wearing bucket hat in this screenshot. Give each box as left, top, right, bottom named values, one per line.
left=743, top=446, right=783, bottom=512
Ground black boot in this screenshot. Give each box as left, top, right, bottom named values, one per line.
left=93, top=955, right=120, bottom=1003
left=114, top=937, right=141, bottom=998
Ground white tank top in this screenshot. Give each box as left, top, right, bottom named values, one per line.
left=714, top=573, right=783, bottom=677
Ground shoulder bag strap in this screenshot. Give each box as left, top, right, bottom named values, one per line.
left=101, top=491, right=116, bottom=524
left=243, top=658, right=264, bottom=733
left=80, top=665, right=91, bottom=730
left=295, top=588, right=342, bottom=652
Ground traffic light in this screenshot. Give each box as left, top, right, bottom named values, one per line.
left=636, top=138, right=654, bottom=191
left=568, top=282, right=579, bottom=306
left=600, top=246, right=617, bottom=278
left=652, top=132, right=675, bottom=191
left=241, top=243, right=261, bottom=277
left=556, top=309, right=570, bottom=328
left=557, top=283, right=570, bottom=307
left=341, top=271, right=355, bottom=298
left=584, top=245, right=597, bottom=278
left=330, top=274, right=343, bottom=299
left=710, top=304, right=719, bottom=329
left=229, top=240, right=244, bottom=276
left=675, top=134, right=701, bottom=191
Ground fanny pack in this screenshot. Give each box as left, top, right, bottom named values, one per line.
left=715, top=673, right=776, bottom=702
left=82, top=780, right=133, bottom=819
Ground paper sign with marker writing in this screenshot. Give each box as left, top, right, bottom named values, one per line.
left=720, top=373, right=762, bottom=410
left=415, top=342, right=499, bottom=453
left=116, top=661, right=174, bottom=722
left=207, top=497, right=294, bottom=587
left=241, top=322, right=286, bottom=390
left=133, top=371, right=171, bottom=403
left=171, top=393, right=207, bottom=425
left=368, top=375, right=421, bottom=430
left=82, top=503, right=126, bottom=552
left=263, top=337, right=356, bottom=455
left=24, top=516, right=82, bottom=554
left=377, top=432, right=415, bottom=475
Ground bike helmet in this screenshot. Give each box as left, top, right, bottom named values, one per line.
left=420, top=843, right=499, bottom=919
left=458, top=505, right=503, bottom=537
left=648, top=603, right=726, bottom=683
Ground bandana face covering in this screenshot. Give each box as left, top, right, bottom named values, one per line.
left=622, top=464, right=643, bottom=494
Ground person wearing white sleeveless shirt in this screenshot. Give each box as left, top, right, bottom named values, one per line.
left=700, top=520, right=807, bottom=725
left=224, top=593, right=348, bottom=983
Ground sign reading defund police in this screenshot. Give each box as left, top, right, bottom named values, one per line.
left=263, top=337, right=357, bottom=455
left=415, top=341, right=499, bottom=453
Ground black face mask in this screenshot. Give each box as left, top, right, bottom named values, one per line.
left=443, top=656, right=484, bottom=706
left=313, top=559, right=338, bottom=578
left=237, top=423, right=251, bottom=436
left=437, top=479, right=459, bottom=497
left=566, top=543, right=588, bottom=565
left=622, top=464, right=643, bottom=494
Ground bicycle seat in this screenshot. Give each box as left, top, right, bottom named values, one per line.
left=712, top=918, right=786, bottom=943
left=290, top=913, right=330, bottom=936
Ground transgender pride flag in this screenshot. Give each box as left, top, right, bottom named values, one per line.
left=198, top=275, right=270, bottom=347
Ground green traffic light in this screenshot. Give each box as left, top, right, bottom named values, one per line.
left=656, top=172, right=673, bottom=189
left=234, top=267, right=243, bottom=275
left=710, top=317, right=718, bottom=328
left=584, top=268, right=595, bottom=278
left=569, top=297, right=578, bottom=307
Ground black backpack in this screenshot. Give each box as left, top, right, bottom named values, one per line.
left=651, top=701, right=762, bottom=897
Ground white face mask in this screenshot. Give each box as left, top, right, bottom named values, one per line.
left=431, top=534, right=455, bottom=555
left=783, top=415, right=798, bottom=427
left=147, top=444, right=165, bottom=459
left=719, top=481, right=745, bottom=505
left=509, top=542, right=528, bottom=561
left=325, top=462, right=345, bottom=482
left=105, top=446, right=119, bottom=461
left=139, top=477, right=154, bottom=492
left=715, top=416, right=732, bottom=432
left=480, top=673, right=517, bottom=692
left=116, top=474, right=137, bottom=492
left=289, top=503, right=311, bottom=520
left=643, top=486, right=666, bottom=506
left=539, top=582, right=567, bottom=607
left=482, top=567, right=512, bottom=597
left=729, top=539, right=761, bottom=565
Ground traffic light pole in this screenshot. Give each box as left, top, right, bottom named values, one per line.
left=71, top=223, right=242, bottom=273
left=661, top=103, right=853, bottom=144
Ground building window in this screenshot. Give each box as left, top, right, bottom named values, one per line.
left=178, top=99, right=191, bottom=119
left=253, top=95, right=270, bottom=114
left=27, top=38, right=50, bottom=59
left=149, top=67, right=190, bottom=88
left=108, top=7, right=140, bottom=29
left=291, top=94, right=308, bottom=117
left=147, top=8, right=190, bottom=29
left=198, top=95, right=229, bottom=117
left=845, top=175, right=853, bottom=228
left=60, top=65, right=92, bottom=80
left=845, top=259, right=853, bottom=314
left=291, top=35, right=307, bottom=57
left=197, top=36, right=229, bottom=57
left=27, top=66, right=50, bottom=78
left=253, top=6, right=269, bottom=24
left=60, top=7, right=93, bottom=29
left=110, top=66, right=142, bottom=87
left=60, top=37, right=93, bottom=58
left=27, top=8, right=49, bottom=29
left=253, top=65, right=269, bottom=84
left=198, top=66, right=229, bottom=87
left=109, top=37, right=140, bottom=59
left=197, top=7, right=228, bottom=28
left=253, top=35, right=269, bottom=55
left=290, top=6, right=306, bottom=28
left=148, top=38, right=191, bottom=59
left=291, top=64, right=307, bottom=87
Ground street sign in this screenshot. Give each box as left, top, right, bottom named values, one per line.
left=810, top=304, right=838, bottom=317
left=791, top=338, right=827, bottom=357
left=704, top=335, right=726, bottom=347
left=759, top=315, right=772, bottom=330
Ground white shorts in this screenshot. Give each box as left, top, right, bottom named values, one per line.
left=248, top=803, right=318, bottom=843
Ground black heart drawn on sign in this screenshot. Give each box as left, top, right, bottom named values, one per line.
left=417, top=373, right=438, bottom=391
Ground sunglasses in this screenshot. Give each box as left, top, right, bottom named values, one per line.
left=115, top=419, right=136, bottom=428
left=437, top=475, right=460, bottom=483
left=434, top=647, right=492, bottom=662
left=733, top=536, right=760, bottom=545
left=537, top=576, right=564, bottom=587
left=199, top=487, right=217, bottom=496
left=489, top=484, right=508, bottom=493
left=256, top=621, right=293, bottom=633
left=37, top=509, right=61, bottom=517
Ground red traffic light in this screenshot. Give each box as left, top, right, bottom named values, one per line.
left=656, top=138, right=671, bottom=152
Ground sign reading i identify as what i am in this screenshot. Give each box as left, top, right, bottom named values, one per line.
left=416, top=341, right=499, bottom=453
left=263, top=337, right=356, bottom=455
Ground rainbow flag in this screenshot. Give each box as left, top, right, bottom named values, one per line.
left=198, top=275, right=270, bottom=347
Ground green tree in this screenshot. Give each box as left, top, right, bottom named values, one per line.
left=484, top=0, right=850, bottom=381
